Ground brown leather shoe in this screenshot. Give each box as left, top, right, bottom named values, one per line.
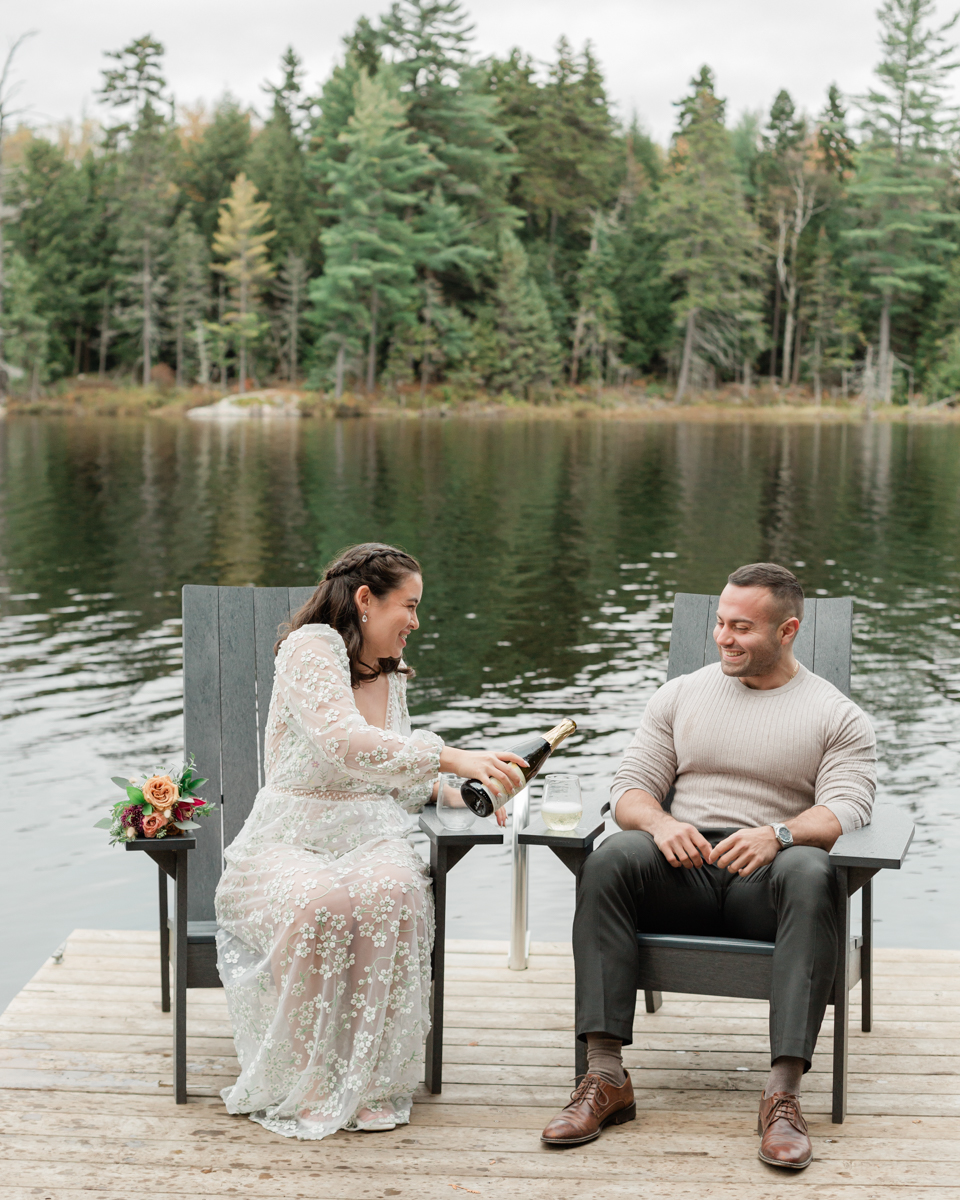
left=541, top=1072, right=636, bottom=1146
left=758, top=1091, right=812, bottom=1169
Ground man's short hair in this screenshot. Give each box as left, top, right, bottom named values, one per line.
left=726, top=562, right=804, bottom=623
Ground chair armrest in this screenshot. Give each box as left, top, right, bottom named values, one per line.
left=418, top=807, right=503, bottom=847
left=829, top=807, right=915, bottom=870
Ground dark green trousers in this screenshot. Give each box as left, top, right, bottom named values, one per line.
left=572, top=829, right=839, bottom=1068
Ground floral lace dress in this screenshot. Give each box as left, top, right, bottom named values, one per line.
left=215, top=623, right=442, bottom=1140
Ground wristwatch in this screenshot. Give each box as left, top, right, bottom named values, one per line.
left=772, top=823, right=794, bottom=850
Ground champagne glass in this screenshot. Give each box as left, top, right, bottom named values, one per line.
left=436, top=773, right=476, bottom=831
left=541, top=774, right=583, bottom=832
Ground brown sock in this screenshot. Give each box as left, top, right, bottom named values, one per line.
left=585, top=1033, right=626, bottom=1086
left=764, top=1055, right=804, bottom=1098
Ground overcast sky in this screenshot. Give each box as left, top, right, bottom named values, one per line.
left=4, top=0, right=957, bottom=144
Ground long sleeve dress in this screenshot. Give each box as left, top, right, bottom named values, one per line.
left=214, top=623, right=443, bottom=1140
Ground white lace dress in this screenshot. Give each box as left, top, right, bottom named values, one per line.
left=215, top=623, right=442, bottom=1140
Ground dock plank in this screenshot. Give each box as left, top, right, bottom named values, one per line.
left=0, top=931, right=956, bottom=1196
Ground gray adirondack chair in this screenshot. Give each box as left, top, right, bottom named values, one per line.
left=519, top=593, right=914, bottom=1124
left=129, top=585, right=501, bottom=1102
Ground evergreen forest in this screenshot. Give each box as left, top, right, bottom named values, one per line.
left=4, top=0, right=960, bottom=406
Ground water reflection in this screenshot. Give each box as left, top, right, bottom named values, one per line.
left=2, top=415, right=958, bottom=1008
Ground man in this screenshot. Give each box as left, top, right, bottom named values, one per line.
left=541, top=563, right=876, bottom=1169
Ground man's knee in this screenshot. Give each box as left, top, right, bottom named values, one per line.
left=773, top=846, right=837, bottom=906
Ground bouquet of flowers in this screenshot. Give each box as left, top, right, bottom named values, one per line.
left=95, top=759, right=211, bottom=844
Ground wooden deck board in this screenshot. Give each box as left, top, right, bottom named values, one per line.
left=0, top=932, right=955, bottom=1196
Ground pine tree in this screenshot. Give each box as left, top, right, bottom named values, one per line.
left=99, top=35, right=178, bottom=384
left=819, top=85, right=856, bottom=180
left=246, top=49, right=314, bottom=264
left=654, top=67, right=764, bottom=402
left=846, top=0, right=960, bottom=401
left=179, top=99, right=253, bottom=244
left=802, top=227, right=861, bottom=401
left=309, top=68, right=437, bottom=393
left=478, top=229, right=561, bottom=395
left=1, top=252, right=49, bottom=398
left=378, top=0, right=513, bottom=226
left=211, top=174, right=276, bottom=390
left=169, top=210, right=209, bottom=386
left=272, top=251, right=309, bottom=382
left=569, top=208, right=622, bottom=387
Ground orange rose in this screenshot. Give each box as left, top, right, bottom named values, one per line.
left=142, top=775, right=179, bottom=811
left=142, top=811, right=169, bottom=838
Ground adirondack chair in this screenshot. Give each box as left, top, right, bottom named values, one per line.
left=519, top=593, right=915, bottom=1123
left=128, top=584, right=502, bottom=1102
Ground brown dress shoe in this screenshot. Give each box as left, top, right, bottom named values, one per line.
left=758, top=1091, right=813, bottom=1169
left=541, top=1072, right=636, bottom=1146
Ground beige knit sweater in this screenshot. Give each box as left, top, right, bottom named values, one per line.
left=610, top=663, right=876, bottom=834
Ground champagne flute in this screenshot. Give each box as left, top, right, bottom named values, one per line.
left=436, top=773, right=476, bottom=831
left=541, top=774, right=583, bottom=832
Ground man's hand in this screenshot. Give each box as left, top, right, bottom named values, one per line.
left=708, top=826, right=780, bottom=877
left=652, top=816, right=713, bottom=869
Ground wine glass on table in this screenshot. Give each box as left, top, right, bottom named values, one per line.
left=436, top=773, right=476, bottom=831
left=540, top=774, right=583, bottom=832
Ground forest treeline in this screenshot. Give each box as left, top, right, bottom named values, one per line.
left=3, top=0, right=960, bottom=405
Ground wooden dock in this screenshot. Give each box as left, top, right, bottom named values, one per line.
left=0, top=929, right=957, bottom=1198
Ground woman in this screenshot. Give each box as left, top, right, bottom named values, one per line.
left=215, top=543, right=524, bottom=1140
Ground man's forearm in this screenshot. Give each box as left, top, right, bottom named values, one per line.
left=785, top=805, right=843, bottom=851
left=614, top=788, right=673, bottom=833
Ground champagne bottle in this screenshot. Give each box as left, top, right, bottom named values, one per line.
left=460, top=719, right=577, bottom=818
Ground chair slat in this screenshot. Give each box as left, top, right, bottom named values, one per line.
left=793, top=596, right=817, bottom=669
left=813, top=597, right=853, bottom=698
left=253, top=588, right=292, bottom=784
left=181, top=586, right=223, bottom=923
left=289, top=586, right=315, bottom=614
left=666, top=593, right=712, bottom=680
left=218, top=588, right=260, bottom=852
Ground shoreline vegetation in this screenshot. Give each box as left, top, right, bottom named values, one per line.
left=7, top=2, right=960, bottom=416
left=6, top=379, right=960, bottom=422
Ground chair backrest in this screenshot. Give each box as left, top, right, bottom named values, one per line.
left=182, top=584, right=315, bottom=920
left=666, top=592, right=853, bottom=696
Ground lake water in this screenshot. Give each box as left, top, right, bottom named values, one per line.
left=2, top=414, right=959, bottom=1009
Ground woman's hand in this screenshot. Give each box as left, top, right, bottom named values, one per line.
left=439, top=747, right=528, bottom=819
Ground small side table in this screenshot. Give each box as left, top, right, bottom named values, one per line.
left=418, top=809, right=503, bottom=1093
left=126, top=835, right=197, bottom=1103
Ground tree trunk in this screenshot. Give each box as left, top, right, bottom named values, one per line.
left=0, top=134, right=6, bottom=403
left=335, top=343, right=345, bottom=399
left=218, top=280, right=227, bottom=392
left=142, top=239, right=152, bottom=387
left=175, top=300, right=184, bottom=389
left=813, top=333, right=822, bottom=405
left=791, top=312, right=803, bottom=387
left=99, top=288, right=111, bottom=379
left=878, top=295, right=891, bottom=404
left=674, top=309, right=697, bottom=404
left=742, top=356, right=752, bottom=400
left=289, top=274, right=299, bottom=384
left=238, top=277, right=248, bottom=393
left=367, top=290, right=379, bottom=393
left=73, top=323, right=83, bottom=376
left=195, top=322, right=209, bottom=386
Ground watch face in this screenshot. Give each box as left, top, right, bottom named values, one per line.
left=776, top=824, right=793, bottom=846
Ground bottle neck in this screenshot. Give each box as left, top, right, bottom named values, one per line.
left=542, top=719, right=576, bottom=750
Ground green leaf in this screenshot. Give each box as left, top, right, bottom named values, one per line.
left=93, top=817, right=114, bottom=829
left=142, top=803, right=153, bottom=816
left=172, top=819, right=200, bottom=830
left=111, top=775, right=132, bottom=789
left=125, top=786, right=145, bottom=805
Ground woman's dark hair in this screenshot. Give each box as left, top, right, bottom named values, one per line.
left=276, top=542, right=422, bottom=687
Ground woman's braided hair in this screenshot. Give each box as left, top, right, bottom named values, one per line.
left=276, top=542, right=422, bottom=687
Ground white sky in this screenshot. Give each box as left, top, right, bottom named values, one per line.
left=4, top=0, right=958, bottom=144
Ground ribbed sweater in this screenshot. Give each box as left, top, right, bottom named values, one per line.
left=610, top=663, right=876, bottom=834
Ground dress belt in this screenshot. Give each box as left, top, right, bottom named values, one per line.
left=268, top=785, right=390, bottom=801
